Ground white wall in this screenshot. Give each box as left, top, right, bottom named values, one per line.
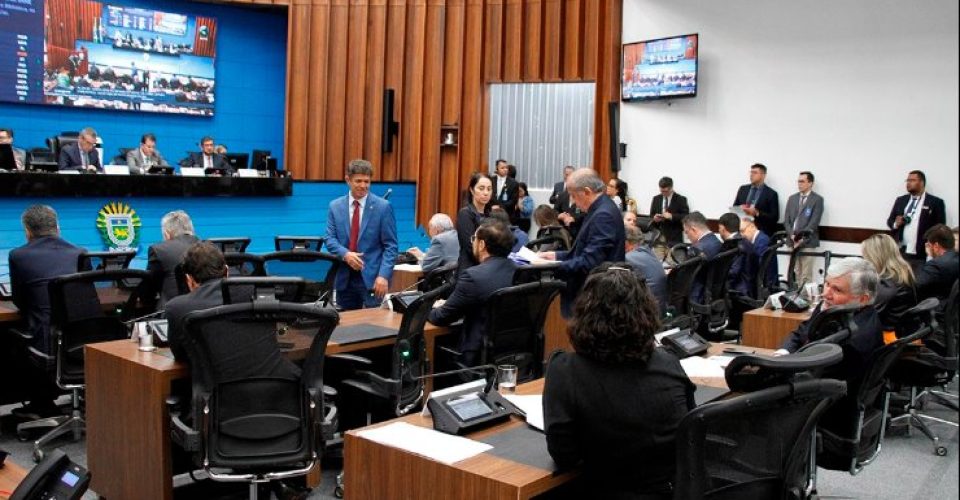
left=620, top=0, right=959, bottom=256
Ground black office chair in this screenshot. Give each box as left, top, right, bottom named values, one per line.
left=815, top=300, right=937, bottom=475
left=667, top=242, right=702, bottom=267
left=338, top=283, right=453, bottom=421
left=662, top=256, right=704, bottom=330
left=206, top=237, right=251, bottom=253
left=674, top=344, right=846, bottom=500
left=512, top=262, right=563, bottom=285
left=531, top=225, right=571, bottom=252
left=418, top=262, right=458, bottom=293
left=77, top=250, right=137, bottom=271
left=221, top=277, right=307, bottom=305
left=274, top=236, right=325, bottom=252
left=480, top=281, right=565, bottom=382
left=886, top=294, right=956, bottom=456
left=223, top=252, right=267, bottom=277
left=689, top=248, right=741, bottom=341
left=262, top=250, right=341, bottom=306
left=112, top=147, right=135, bottom=165
left=16, top=269, right=154, bottom=461
left=47, top=132, right=79, bottom=161
left=168, top=301, right=339, bottom=500
left=26, top=148, right=57, bottom=171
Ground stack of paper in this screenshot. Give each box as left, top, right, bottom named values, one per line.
left=355, top=422, right=492, bottom=464
left=679, top=355, right=727, bottom=379
left=503, top=394, right=545, bottom=431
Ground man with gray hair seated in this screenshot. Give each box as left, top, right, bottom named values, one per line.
left=147, top=210, right=200, bottom=305
left=776, top=258, right=883, bottom=374
left=624, top=224, right=667, bottom=314
left=407, top=213, right=460, bottom=273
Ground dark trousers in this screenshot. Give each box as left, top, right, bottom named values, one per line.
left=336, top=271, right=380, bottom=310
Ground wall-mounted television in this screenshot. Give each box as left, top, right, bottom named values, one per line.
left=622, top=34, right=698, bottom=102
left=0, top=0, right=217, bottom=116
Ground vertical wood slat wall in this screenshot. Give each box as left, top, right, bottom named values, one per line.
left=282, top=0, right=621, bottom=226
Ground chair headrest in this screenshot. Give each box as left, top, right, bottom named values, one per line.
left=725, top=343, right=843, bottom=392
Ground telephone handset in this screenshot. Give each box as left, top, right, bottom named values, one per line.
left=10, top=449, right=90, bottom=500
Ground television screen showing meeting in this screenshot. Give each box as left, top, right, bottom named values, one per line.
left=621, top=33, right=698, bottom=102
left=0, top=0, right=216, bottom=116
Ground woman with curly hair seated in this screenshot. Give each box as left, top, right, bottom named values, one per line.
left=544, top=263, right=694, bottom=499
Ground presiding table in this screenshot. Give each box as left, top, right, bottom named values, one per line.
left=343, top=343, right=771, bottom=499
left=84, top=307, right=450, bottom=500
left=0, top=171, right=292, bottom=198
left=740, top=307, right=812, bottom=349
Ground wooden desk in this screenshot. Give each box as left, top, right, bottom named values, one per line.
left=741, top=308, right=812, bottom=349
left=343, top=344, right=758, bottom=499
left=0, top=459, right=28, bottom=498
left=0, top=301, right=18, bottom=323
left=84, top=308, right=449, bottom=500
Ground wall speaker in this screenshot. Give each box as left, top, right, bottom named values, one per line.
left=608, top=101, right=620, bottom=172
left=382, top=89, right=399, bottom=153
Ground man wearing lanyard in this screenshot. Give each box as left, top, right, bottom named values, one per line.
left=57, top=127, right=102, bottom=172
left=490, top=159, right=519, bottom=220
left=886, top=170, right=946, bottom=271
left=783, top=171, right=824, bottom=285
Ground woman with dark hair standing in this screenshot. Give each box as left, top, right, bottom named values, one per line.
left=544, top=263, right=694, bottom=499
left=606, top=178, right=633, bottom=212
left=456, top=172, right=493, bottom=269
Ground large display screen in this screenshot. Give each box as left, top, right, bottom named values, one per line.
left=0, top=0, right=216, bottom=116
left=622, top=34, right=698, bottom=102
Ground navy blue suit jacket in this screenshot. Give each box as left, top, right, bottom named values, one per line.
left=57, top=142, right=101, bottom=171
left=9, top=237, right=85, bottom=353
left=555, top=195, right=626, bottom=315
left=734, top=183, right=780, bottom=237
left=428, top=256, right=517, bottom=353
left=325, top=193, right=398, bottom=290
left=916, top=250, right=958, bottom=302
left=183, top=152, right=233, bottom=174
left=690, top=232, right=722, bottom=302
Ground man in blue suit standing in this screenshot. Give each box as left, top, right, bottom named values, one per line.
left=539, top=168, right=625, bottom=317
left=325, top=159, right=398, bottom=309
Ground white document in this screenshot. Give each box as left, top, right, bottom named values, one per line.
left=355, top=422, right=492, bottom=465
left=394, top=263, right=423, bottom=273
left=680, top=355, right=727, bottom=379
left=180, top=167, right=205, bottom=177
left=237, top=168, right=260, bottom=178
left=104, top=165, right=130, bottom=175
left=503, top=394, right=544, bottom=431
left=514, top=246, right=553, bottom=265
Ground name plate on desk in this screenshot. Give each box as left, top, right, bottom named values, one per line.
left=237, top=169, right=260, bottom=178
left=179, top=167, right=205, bottom=177
left=59, top=170, right=81, bottom=175
left=104, top=165, right=131, bottom=175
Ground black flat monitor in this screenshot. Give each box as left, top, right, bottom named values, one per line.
left=147, top=165, right=175, bottom=175
left=0, top=143, right=16, bottom=170
left=251, top=150, right=272, bottom=170
left=204, top=167, right=232, bottom=176
left=224, top=153, right=249, bottom=170
left=221, top=277, right=306, bottom=304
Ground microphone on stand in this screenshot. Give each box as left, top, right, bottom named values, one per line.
left=382, top=188, right=393, bottom=200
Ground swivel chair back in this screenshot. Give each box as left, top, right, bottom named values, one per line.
left=418, top=262, right=458, bottom=293
left=171, top=301, right=339, bottom=500
left=262, top=250, right=341, bottom=306
left=663, top=255, right=703, bottom=329
left=274, top=236, right=325, bottom=252
left=675, top=344, right=847, bottom=500
left=77, top=250, right=137, bottom=271
left=16, top=269, right=154, bottom=461
left=206, top=237, right=251, bottom=254
left=689, top=247, right=740, bottom=339
left=223, top=252, right=267, bottom=278
left=481, top=280, right=564, bottom=382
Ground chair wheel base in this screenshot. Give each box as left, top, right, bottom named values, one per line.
left=935, top=446, right=947, bottom=456
left=33, top=448, right=44, bottom=462
left=334, top=486, right=344, bottom=498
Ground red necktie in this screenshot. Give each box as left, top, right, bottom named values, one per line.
left=349, top=200, right=360, bottom=252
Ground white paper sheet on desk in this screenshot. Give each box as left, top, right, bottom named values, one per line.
left=393, top=263, right=423, bottom=272
left=503, top=394, right=544, bottom=431
left=514, top=246, right=553, bottom=265
left=680, top=356, right=726, bottom=379
left=355, top=422, right=492, bottom=464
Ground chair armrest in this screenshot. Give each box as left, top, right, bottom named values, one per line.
left=166, top=396, right=201, bottom=452
left=326, top=353, right=374, bottom=365
left=9, top=327, right=33, bottom=342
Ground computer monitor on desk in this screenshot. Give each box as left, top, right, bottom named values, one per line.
left=252, top=149, right=279, bottom=176
left=0, top=143, right=16, bottom=170
left=224, top=153, right=249, bottom=171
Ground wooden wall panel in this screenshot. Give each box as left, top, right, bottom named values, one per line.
left=282, top=0, right=621, bottom=226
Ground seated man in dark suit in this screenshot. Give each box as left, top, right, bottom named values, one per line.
left=407, top=213, right=460, bottom=273
left=717, top=212, right=752, bottom=296
left=181, top=135, right=233, bottom=175
left=8, top=204, right=86, bottom=417
left=428, top=218, right=518, bottom=366
left=538, top=169, right=625, bottom=317
left=740, top=215, right=776, bottom=292
left=624, top=224, right=667, bottom=314
left=57, top=127, right=102, bottom=172
left=915, top=224, right=958, bottom=303
left=147, top=210, right=200, bottom=306
left=776, top=258, right=883, bottom=435
left=683, top=211, right=722, bottom=302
